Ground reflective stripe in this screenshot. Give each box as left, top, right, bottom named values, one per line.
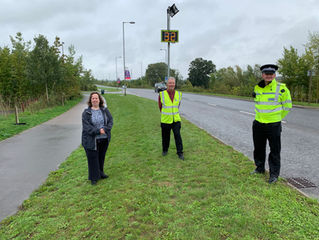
left=255, top=107, right=283, bottom=113
left=256, top=93, right=261, bottom=95
left=283, top=107, right=292, bottom=111
left=161, top=91, right=165, bottom=107
left=282, top=100, right=292, bottom=104
left=255, top=101, right=281, bottom=105
left=274, top=84, right=281, bottom=101
left=178, top=91, right=181, bottom=107
left=268, top=98, right=275, bottom=101
left=262, top=92, right=275, bottom=95
left=162, top=105, right=179, bottom=109
left=161, top=111, right=179, bottom=115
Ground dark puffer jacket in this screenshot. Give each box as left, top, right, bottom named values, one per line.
left=82, top=107, right=113, bottom=150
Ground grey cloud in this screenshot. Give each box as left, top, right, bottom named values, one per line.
left=2, top=0, right=319, bottom=79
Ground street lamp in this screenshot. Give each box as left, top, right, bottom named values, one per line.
left=115, top=56, right=122, bottom=80
left=122, top=21, right=135, bottom=96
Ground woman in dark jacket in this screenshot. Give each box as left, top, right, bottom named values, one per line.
left=82, top=92, right=113, bottom=185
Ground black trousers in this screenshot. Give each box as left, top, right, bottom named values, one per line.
left=85, top=139, right=109, bottom=181
left=252, top=120, right=282, bottom=177
left=161, top=121, right=183, bottom=155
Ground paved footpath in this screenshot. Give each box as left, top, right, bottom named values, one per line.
left=0, top=95, right=88, bottom=221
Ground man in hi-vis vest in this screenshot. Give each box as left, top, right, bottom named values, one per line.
left=251, top=64, right=292, bottom=184
left=158, top=77, right=184, bottom=160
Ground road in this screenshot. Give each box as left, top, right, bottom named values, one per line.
left=0, top=96, right=88, bottom=221
left=127, top=88, right=319, bottom=200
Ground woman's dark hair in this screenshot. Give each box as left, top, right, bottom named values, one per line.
left=87, top=92, right=105, bottom=108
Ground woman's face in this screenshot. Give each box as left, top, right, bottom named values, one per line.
left=91, top=94, right=100, bottom=107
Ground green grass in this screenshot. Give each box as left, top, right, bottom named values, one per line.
left=1, top=94, right=319, bottom=239
left=0, top=97, right=82, bottom=141
left=292, top=100, right=319, bottom=108
left=97, top=86, right=121, bottom=92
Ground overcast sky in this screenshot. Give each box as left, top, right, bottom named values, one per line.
left=1, top=0, right=319, bottom=80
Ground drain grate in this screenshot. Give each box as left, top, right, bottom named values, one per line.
left=286, top=177, right=317, bottom=189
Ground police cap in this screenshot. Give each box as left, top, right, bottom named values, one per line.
left=260, top=64, right=278, bottom=74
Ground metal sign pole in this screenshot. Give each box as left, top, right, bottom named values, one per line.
left=167, top=8, right=170, bottom=79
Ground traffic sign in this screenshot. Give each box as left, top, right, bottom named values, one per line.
left=161, top=30, right=179, bottom=43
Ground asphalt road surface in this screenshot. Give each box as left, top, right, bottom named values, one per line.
left=0, top=96, right=88, bottom=221
left=127, top=88, right=319, bottom=200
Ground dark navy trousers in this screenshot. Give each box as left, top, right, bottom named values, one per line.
left=252, top=120, right=282, bottom=177
left=85, top=139, right=109, bottom=181
left=161, top=121, right=183, bottom=155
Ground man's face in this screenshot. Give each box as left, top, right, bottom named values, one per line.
left=167, top=78, right=175, bottom=91
left=262, top=73, right=276, bottom=83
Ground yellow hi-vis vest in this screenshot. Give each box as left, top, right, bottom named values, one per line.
left=160, top=90, right=182, bottom=123
left=254, top=79, right=292, bottom=123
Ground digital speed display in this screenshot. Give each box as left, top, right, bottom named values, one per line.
left=161, top=30, right=179, bottom=43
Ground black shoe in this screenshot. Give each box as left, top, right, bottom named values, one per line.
left=91, top=180, right=97, bottom=185
left=250, top=169, right=265, bottom=175
left=269, top=176, right=278, bottom=184
left=178, top=154, right=184, bottom=160
left=162, top=151, right=168, bottom=156
left=101, top=173, right=109, bottom=179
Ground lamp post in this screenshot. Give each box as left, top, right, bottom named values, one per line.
left=167, top=4, right=179, bottom=79
left=122, top=21, right=135, bottom=96
left=166, top=4, right=179, bottom=78
left=115, top=56, right=121, bottom=81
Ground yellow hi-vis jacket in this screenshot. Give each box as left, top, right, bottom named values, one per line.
left=254, top=79, right=292, bottom=123
left=160, top=90, right=182, bottom=123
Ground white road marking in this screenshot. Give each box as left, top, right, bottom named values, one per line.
left=239, top=111, right=287, bottom=124
left=240, top=111, right=254, bottom=116
left=208, top=103, right=217, bottom=106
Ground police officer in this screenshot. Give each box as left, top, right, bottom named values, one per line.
left=251, top=64, right=292, bottom=184
left=158, top=77, right=184, bottom=160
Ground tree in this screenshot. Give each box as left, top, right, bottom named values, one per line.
left=145, top=62, right=167, bottom=86
left=277, top=46, right=300, bottom=99
left=27, top=34, right=60, bottom=102
left=170, top=69, right=184, bottom=88
left=188, top=58, right=216, bottom=89
left=10, top=33, right=31, bottom=122
left=0, top=47, right=14, bottom=107
left=306, top=32, right=319, bottom=103
left=80, top=70, right=97, bottom=91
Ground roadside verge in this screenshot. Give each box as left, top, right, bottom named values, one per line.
left=1, top=94, right=318, bottom=239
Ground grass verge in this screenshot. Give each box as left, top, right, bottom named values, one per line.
left=1, top=94, right=318, bottom=239
left=97, top=86, right=121, bottom=92
left=0, top=97, right=82, bottom=141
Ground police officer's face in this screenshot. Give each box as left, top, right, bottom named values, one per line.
left=167, top=78, right=175, bottom=91
left=262, top=73, right=276, bottom=83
